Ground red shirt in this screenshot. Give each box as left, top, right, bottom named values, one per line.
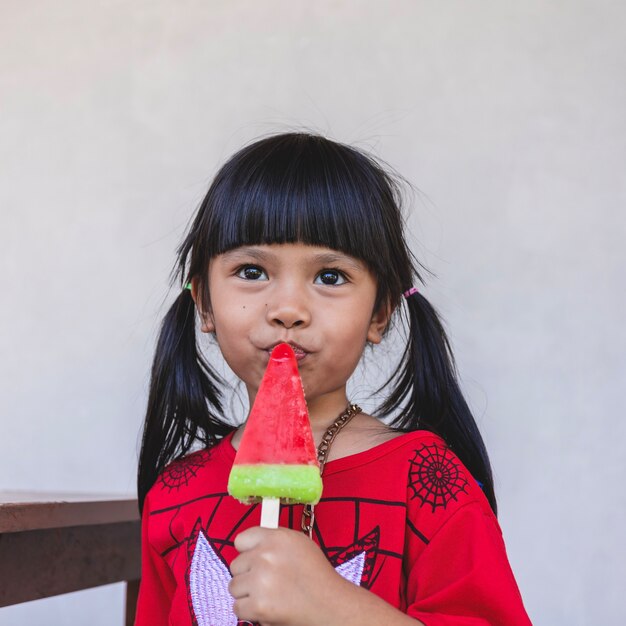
left=135, top=430, right=532, bottom=625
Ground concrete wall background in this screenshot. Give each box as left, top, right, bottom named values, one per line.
left=1, top=1, right=624, bottom=624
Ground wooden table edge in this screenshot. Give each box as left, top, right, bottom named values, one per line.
left=0, top=496, right=139, bottom=533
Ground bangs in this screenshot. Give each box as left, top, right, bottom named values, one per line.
left=202, top=134, right=398, bottom=276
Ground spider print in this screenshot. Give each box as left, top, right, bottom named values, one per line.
left=159, top=450, right=208, bottom=491
left=143, top=433, right=495, bottom=625
left=408, top=443, right=469, bottom=512
left=149, top=490, right=410, bottom=625
left=185, top=519, right=380, bottom=626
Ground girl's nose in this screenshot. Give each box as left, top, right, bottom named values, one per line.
left=265, top=289, right=311, bottom=329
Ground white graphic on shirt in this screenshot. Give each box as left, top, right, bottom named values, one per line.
left=189, top=530, right=366, bottom=626
left=334, top=550, right=365, bottom=584
left=189, top=531, right=235, bottom=625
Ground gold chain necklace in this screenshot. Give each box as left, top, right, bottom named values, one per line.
left=301, top=403, right=362, bottom=537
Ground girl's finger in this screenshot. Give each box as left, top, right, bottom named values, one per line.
left=233, top=525, right=272, bottom=552
left=232, top=596, right=255, bottom=622
left=232, top=594, right=275, bottom=624
left=229, top=552, right=252, bottom=577
left=228, top=570, right=252, bottom=600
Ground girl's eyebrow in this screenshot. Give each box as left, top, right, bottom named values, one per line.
left=309, top=252, right=366, bottom=273
left=220, top=247, right=270, bottom=263
left=220, top=247, right=366, bottom=272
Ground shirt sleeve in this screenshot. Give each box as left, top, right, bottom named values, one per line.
left=405, top=502, right=532, bottom=626
left=134, top=493, right=177, bottom=626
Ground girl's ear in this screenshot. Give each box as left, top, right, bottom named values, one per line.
left=367, top=300, right=394, bottom=344
left=190, top=277, right=215, bottom=333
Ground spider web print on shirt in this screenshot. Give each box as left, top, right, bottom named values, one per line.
left=408, top=443, right=469, bottom=512
left=159, top=450, right=209, bottom=491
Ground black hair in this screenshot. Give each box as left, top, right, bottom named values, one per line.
left=138, top=132, right=496, bottom=514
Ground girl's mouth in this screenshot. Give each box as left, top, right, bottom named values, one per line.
left=266, top=341, right=309, bottom=361
left=291, top=348, right=307, bottom=362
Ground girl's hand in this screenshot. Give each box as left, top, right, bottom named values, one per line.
left=229, top=526, right=423, bottom=626
left=229, top=526, right=341, bottom=626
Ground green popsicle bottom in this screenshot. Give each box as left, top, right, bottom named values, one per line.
left=228, top=464, right=323, bottom=505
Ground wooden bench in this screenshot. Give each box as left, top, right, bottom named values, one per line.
left=0, top=491, right=141, bottom=625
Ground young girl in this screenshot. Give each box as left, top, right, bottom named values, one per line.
left=135, top=133, right=532, bottom=626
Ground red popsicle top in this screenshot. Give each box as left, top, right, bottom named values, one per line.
left=233, top=343, right=318, bottom=466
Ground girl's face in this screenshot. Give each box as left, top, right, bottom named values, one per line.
left=196, top=243, right=389, bottom=418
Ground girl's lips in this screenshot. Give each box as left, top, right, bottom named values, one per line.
left=265, top=342, right=310, bottom=361
left=292, top=349, right=307, bottom=362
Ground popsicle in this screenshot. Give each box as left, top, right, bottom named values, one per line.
left=227, top=342, right=322, bottom=528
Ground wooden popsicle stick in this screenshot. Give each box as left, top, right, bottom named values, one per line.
left=260, top=497, right=280, bottom=528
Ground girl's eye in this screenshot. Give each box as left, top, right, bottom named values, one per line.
left=237, top=265, right=268, bottom=281
left=315, top=270, right=347, bottom=286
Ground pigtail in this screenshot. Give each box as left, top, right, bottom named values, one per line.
left=381, top=292, right=497, bottom=515
left=137, top=287, right=232, bottom=513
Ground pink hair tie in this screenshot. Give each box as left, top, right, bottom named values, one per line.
left=403, top=287, right=419, bottom=299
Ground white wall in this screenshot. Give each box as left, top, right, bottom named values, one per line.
left=1, top=1, right=624, bottom=624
